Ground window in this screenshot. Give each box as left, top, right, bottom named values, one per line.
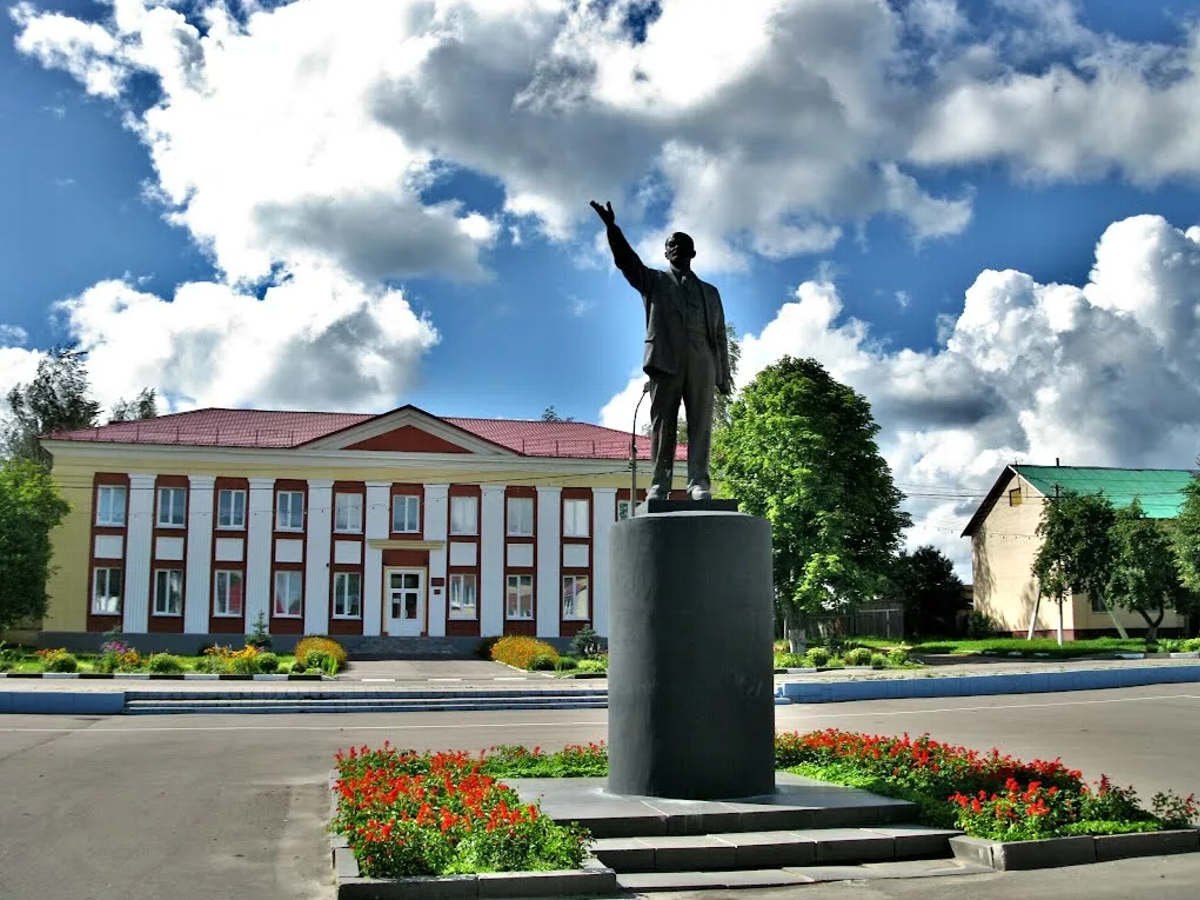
left=392, top=494, right=420, bottom=533
left=92, top=567, right=122, bottom=615
left=507, top=497, right=534, bottom=536
left=562, top=574, right=590, bottom=621
left=273, top=570, right=303, bottom=617
left=1090, top=593, right=1107, bottom=613
left=217, top=489, right=246, bottom=529
left=505, top=574, right=534, bottom=620
left=333, top=572, right=362, bottom=618
left=153, top=569, right=183, bottom=616
left=450, top=496, right=478, bottom=535
left=1008, top=488, right=1022, bottom=507
left=616, top=500, right=631, bottom=521
left=96, top=485, right=127, bottom=526
left=449, top=573, right=477, bottom=620
left=276, top=491, right=304, bottom=531
left=334, top=492, right=363, bottom=533
left=157, top=487, right=186, bottom=527
left=213, top=570, right=244, bottom=617
left=563, top=498, right=590, bottom=537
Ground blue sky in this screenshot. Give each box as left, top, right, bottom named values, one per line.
left=5, top=0, right=1200, bottom=568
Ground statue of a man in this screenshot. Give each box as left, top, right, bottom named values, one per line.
left=591, top=200, right=732, bottom=501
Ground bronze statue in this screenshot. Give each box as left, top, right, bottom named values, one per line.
left=591, top=200, right=732, bottom=501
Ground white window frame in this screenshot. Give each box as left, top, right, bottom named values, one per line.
left=562, top=574, right=590, bottom=621
left=96, top=485, right=127, bottom=527
left=563, top=498, right=590, bottom=537
left=276, top=490, right=304, bottom=531
left=448, top=573, right=478, bottom=620
left=507, top=496, right=534, bottom=536
left=157, top=486, right=186, bottom=528
left=392, top=494, right=420, bottom=534
left=213, top=569, right=244, bottom=617
left=92, top=567, right=122, bottom=615
left=217, top=489, right=246, bottom=529
left=450, top=496, right=478, bottom=536
left=153, top=568, right=184, bottom=616
left=333, top=572, right=362, bottom=619
left=505, top=573, right=534, bottom=620
left=616, top=500, right=632, bottom=521
left=334, top=492, right=363, bottom=534
left=273, top=569, right=304, bottom=618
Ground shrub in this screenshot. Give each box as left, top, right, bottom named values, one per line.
left=490, top=636, right=559, bottom=670
left=774, top=652, right=809, bottom=668
left=845, top=647, right=873, bottom=666
left=888, top=647, right=909, bottom=666
left=303, top=649, right=338, bottom=675
left=529, top=654, right=557, bottom=671
left=475, top=636, right=502, bottom=659
left=869, top=653, right=888, bottom=669
left=37, top=648, right=78, bottom=673
left=576, top=657, right=607, bottom=674
left=255, top=652, right=280, bottom=674
left=294, top=636, right=347, bottom=672
left=966, top=609, right=1002, bottom=637
left=291, top=661, right=309, bottom=674
left=804, top=646, right=831, bottom=667
left=554, top=656, right=579, bottom=671
left=568, top=625, right=603, bottom=658
left=245, top=612, right=272, bottom=651
left=146, top=653, right=184, bottom=674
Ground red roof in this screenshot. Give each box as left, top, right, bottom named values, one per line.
left=46, top=407, right=682, bottom=461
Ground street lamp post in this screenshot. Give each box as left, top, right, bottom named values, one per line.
left=629, top=381, right=651, bottom=517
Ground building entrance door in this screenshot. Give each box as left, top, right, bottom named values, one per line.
left=385, top=568, right=424, bottom=636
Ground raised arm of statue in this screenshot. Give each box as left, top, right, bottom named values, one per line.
left=590, top=200, right=650, bottom=295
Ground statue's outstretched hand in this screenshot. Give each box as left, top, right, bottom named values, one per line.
left=589, top=200, right=616, bottom=227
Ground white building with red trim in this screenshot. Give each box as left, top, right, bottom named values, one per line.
left=41, top=405, right=671, bottom=652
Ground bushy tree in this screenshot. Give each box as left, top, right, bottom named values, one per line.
left=887, top=545, right=967, bottom=637
left=110, top=387, right=158, bottom=422
left=1107, top=499, right=1186, bottom=642
left=713, top=357, right=910, bottom=648
left=3, top=346, right=101, bottom=464
left=1170, top=476, right=1200, bottom=635
left=0, top=459, right=69, bottom=630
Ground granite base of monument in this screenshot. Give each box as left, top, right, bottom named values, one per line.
left=608, top=507, right=774, bottom=800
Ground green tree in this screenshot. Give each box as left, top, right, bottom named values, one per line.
left=110, top=387, right=158, bottom=422
left=1031, top=490, right=1118, bottom=644
left=0, top=459, right=69, bottom=630
left=3, top=346, right=102, bottom=464
left=713, top=356, right=911, bottom=648
left=540, top=405, right=574, bottom=422
left=886, top=545, right=966, bottom=638
left=1170, top=476, right=1200, bottom=635
left=1106, top=499, right=1185, bottom=642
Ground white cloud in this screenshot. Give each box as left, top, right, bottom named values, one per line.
left=0, top=325, right=30, bottom=347
left=57, top=265, right=438, bottom=414
left=599, top=214, right=1200, bottom=577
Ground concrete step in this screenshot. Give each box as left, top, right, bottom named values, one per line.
left=592, top=825, right=962, bottom=872
left=127, top=688, right=607, bottom=701
left=124, top=696, right=607, bottom=714
left=616, top=858, right=992, bottom=892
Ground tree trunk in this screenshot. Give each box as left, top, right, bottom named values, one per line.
left=1056, top=599, right=1064, bottom=646
left=785, top=610, right=807, bottom=653
left=1095, top=593, right=1129, bottom=639
left=1138, top=603, right=1166, bottom=643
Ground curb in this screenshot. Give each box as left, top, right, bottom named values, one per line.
left=0, top=691, right=125, bottom=714
left=0, top=672, right=327, bottom=681
left=949, top=829, right=1200, bottom=871
left=775, top=664, right=1200, bottom=704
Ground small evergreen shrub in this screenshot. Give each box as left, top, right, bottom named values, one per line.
left=845, top=647, right=873, bottom=666
left=568, top=625, right=603, bottom=658
left=530, top=654, right=558, bottom=671
left=146, top=653, right=184, bottom=674
left=294, top=636, right=347, bottom=671
left=804, top=646, right=831, bottom=667
left=245, top=612, right=273, bottom=651
left=255, top=652, right=280, bottom=674
left=490, top=636, right=560, bottom=670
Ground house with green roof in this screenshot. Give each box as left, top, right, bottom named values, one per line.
left=962, top=464, right=1193, bottom=639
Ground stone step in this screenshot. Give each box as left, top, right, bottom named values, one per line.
left=592, top=826, right=961, bottom=872
left=124, top=696, right=607, bottom=714
left=126, top=688, right=606, bottom=700
left=616, top=858, right=992, bottom=892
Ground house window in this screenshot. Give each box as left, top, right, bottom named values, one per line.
left=153, top=569, right=183, bottom=616
left=276, top=491, right=304, bottom=531
left=157, top=487, right=186, bottom=527
left=616, top=500, right=631, bottom=521
left=217, top=489, right=246, bottom=529
left=562, top=574, right=590, bottom=621
left=449, top=573, right=477, bottom=620
left=507, top=497, right=534, bottom=536
left=392, top=495, right=420, bottom=533
left=450, top=496, right=478, bottom=535
left=273, top=570, right=303, bottom=617
left=1090, top=593, right=1107, bottom=613
left=92, top=567, right=123, bottom=615
left=96, top=485, right=127, bottom=526
left=333, top=572, right=362, bottom=618
left=505, top=574, right=534, bottom=620
left=563, top=498, right=590, bottom=537
left=334, top=492, right=363, bottom=533
left=1009, top=488, right=1022, bottom=507
left=213, top=570, right=244, bottom=617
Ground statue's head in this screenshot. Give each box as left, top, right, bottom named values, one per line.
left=664, top=232, right=696, bottom=270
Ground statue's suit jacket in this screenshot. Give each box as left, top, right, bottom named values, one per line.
left=606, top=225, right=732, bottom=388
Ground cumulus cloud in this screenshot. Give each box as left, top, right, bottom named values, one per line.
left=57, top=266, right=438, bottom=413
left=601, top=215, right=1200, bottom=575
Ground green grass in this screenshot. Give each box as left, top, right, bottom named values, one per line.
left=909, top=637, right=1152, bottom=658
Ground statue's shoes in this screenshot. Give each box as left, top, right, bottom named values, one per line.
left=645, top=485, right=666, bottom=501
left=688, top=485, right=712, bottom=501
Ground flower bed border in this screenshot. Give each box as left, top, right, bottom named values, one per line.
left=0, top=672, right=327, bottom=680
left=327, top=771, right=616, bottom=898
left=950, top=829, right=1200, bottom=871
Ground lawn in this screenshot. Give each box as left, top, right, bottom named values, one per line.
left=908, top=637, right=1155, bottom=658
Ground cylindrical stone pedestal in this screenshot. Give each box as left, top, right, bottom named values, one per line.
left=607, top=510, right=774, bottom=799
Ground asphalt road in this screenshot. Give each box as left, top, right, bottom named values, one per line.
left=1, top=684, right=1198, bottom=900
